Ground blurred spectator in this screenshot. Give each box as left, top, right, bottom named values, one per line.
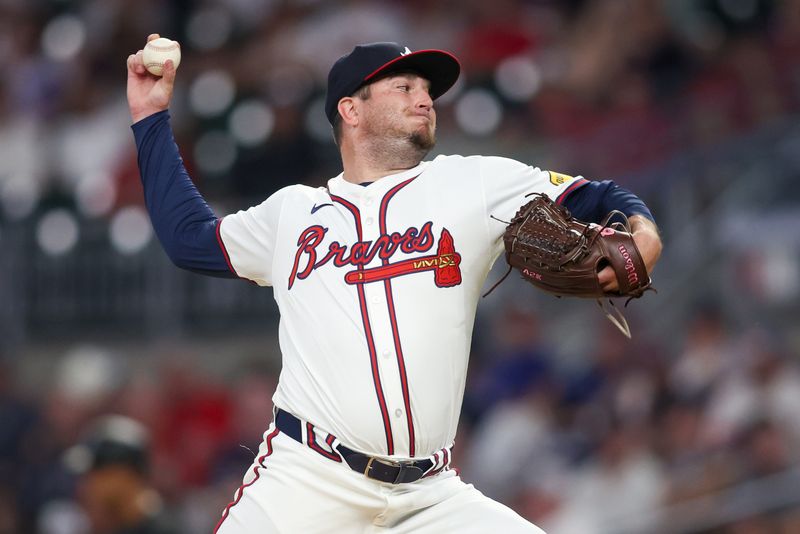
left=737, top=419, right=793, bottom=479
left=16, top=347, right=125, bottom=531
left=748, top=341, right=800, bottom=450
left=0, top=362, right=38, bottom=533
left=542, top=420, right=666, bottom=534
left=669, top=304, right=732, bottom=403
left=458, top=0, right=541, bottom=79
left=179, top=363, right=277, bottom=534
left=64, top=415, right=179, bottom=534
left=718, top=419, right=800, bottom=534
left=150, top=358, right=233, bottom=494
left=657, top=398, right=737, bottom=507
left=461, top=385, right=560, bottom=504
left=463, top=305, right=553, bottom=424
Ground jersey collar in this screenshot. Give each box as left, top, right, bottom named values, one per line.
left=328, top=162, right=429, bottom=197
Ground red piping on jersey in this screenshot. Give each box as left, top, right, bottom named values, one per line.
left=423, top=446, right=451, bottom=478
left=214, top=427, right=279, bottom=533
left=555, top=178, right=589, bottom=205
left=306, top=422, right=342, bottom=462
left=378, top=176, right=418, bottom=457
left=215, top=217, right=240, bottom=277
left=330, top=193, right=395, bottom=455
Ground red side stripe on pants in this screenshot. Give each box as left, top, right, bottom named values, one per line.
left=214, top=427, right=280, bottom=533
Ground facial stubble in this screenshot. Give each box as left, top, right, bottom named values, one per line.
left=409, top=122, right=436, bottom=152
left=362, top=107, right=436, bottom=169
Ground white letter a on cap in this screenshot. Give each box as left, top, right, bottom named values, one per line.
left=401, top=47, right=412, bottom=56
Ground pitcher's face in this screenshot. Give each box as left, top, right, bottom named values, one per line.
left=358, top=73, right=437, bottom=151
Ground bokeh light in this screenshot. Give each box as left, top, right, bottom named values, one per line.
left=229, top=100, right=275, bottom=147
left=1, top=175, right=40, bottom=221
left=56, top=346, right=123, bottom=400
left=41, top=14, right=86, bottom=61
left=37, top=500, right=89, bottom=534
left=454, top=88, right=503, bottom=136
left=109, top=206, right=152, bottom=254
left=495, top=56, right=542, bottom=102
left=75, top=173, right=117, bottom=218
left=36, top=209, right=79, bottom=256
left=189, top=70, right=237, bottom=118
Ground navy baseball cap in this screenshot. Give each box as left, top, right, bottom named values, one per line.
left=325, top=42, right=461, bottom=125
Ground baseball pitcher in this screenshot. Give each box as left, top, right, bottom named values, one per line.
left=126, top=34, right=662, bottom=533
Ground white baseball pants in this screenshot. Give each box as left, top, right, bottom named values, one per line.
left=214, top=423, right=545, bottom=533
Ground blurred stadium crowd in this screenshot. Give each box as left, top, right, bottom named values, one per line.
left=2, top=0, right=800, bottom=532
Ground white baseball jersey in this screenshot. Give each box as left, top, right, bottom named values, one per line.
left=219, top=154, right=586, bottom=459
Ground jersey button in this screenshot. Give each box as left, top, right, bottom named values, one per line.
left=365, top=197, right=374, bottom=207
left=382, top=349, right=391, bottom=358
left=394, top=409, right=403, bottom=418
left=365, top=217, right=374, bottom=226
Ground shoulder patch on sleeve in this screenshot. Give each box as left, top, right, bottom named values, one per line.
left=548, top=171, right=576, bottom=186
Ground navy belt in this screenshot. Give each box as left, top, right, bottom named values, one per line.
left=275, top=409, right=433, bottom=484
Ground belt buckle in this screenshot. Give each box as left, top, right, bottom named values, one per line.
left=364, top=456, right=408, bottom=484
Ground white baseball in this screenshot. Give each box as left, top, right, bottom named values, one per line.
left=142, top=37, right=181, bottom=77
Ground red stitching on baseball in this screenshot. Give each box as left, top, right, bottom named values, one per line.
left=147, top=43, right=179, bottom=51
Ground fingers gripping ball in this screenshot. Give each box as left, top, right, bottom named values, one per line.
left=142, top=37, right=181, bottom=76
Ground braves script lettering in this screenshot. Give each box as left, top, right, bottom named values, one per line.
left=288, top=222, right=435, bottom=289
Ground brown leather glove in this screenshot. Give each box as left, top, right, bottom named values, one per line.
left=501, top=193, right=653, bottom=335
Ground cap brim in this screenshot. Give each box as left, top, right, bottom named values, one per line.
left=363, top=49, right=461, bottom=100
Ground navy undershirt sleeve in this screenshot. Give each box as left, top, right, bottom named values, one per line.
left=561, top=180, right=655, bottom=225
left=132, top=111, right=235, bottom=278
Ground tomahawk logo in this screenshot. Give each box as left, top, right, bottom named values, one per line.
left=287, top=223, right=462, bottom=289
left=344, top=228, right=461, bottom=288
